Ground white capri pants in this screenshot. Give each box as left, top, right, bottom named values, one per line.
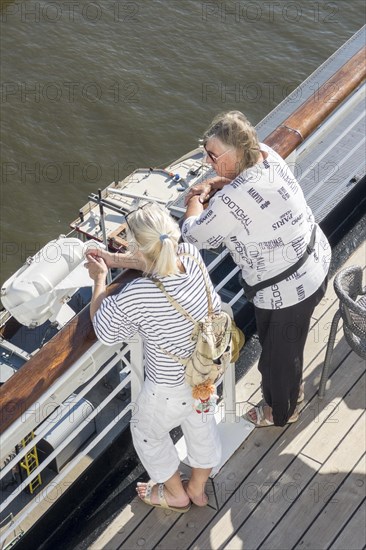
left=130, top=378, right=222, bottom=483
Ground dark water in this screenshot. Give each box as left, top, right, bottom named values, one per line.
left=0, top=0, right=364, bottom=282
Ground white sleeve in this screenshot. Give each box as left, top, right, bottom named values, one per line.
left=181, top=194, right=230, bottom=250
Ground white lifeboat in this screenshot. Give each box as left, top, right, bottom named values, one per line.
left=1, top=237, right=100, bottom=328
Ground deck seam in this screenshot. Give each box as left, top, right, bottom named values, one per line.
left=257, top=409, right=366, bottom=550
left=301, top=334, right=350, bottom=384
left=326, top=497, right=366, bottom=550
left=289, top=452, right=366, bottom=550
left=211, top=478, right=220, bottom=511
left=298, top=452, right=323, bottom=466
left=149, top=514, right=183, bottom=550
left=225, top=402, right=365, bottom=550
left=185, top=428, right=293, bottom=550
left=115, top=506, right=155, bottom=550
left=186, top=371, right=365, bottom=550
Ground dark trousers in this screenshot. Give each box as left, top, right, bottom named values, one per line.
left=254, top=278, right=328, bottom=426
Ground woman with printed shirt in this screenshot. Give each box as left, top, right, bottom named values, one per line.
left=85, top=202, right=222, bottom=513
left=183, top=110, right=331, bottom=427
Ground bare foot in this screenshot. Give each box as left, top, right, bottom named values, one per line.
left=182, top=480, right=209, bottom=507
left=136, top=482, right=190, bottom=508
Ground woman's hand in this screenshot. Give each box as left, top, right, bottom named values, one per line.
left=85, top=254, right=108, bottom=283
left=85, top=254, right=109, bottom=320
left=185, top=181, right=212, bottom=205
left=184, top=176, right=232, bottom=205
left=84, top=247, right=115, bottom=268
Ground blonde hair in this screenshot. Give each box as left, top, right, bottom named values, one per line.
left=203, top=111, right=260, bottom=172
left=126, top=202, right=181, bottom=277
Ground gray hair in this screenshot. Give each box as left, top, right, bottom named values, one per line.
left=203, top=111, right=260, bottom=172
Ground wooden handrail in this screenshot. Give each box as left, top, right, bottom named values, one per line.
left=0, top=270, right=140, bottom=434
left=265, top=47, right=366, bottom=158
left=1, top=46, right=365, bottom=436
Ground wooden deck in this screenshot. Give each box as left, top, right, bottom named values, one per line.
left=90, top=242, right=366, bottom=550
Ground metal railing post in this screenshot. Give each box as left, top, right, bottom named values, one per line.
left=220, top=302, right=237, bottom=423
left=128, top=334, right=144, bottom=403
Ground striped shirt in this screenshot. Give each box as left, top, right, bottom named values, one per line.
left=93, top=243, right=221, bottom=387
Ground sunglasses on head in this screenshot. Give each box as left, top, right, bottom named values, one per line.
left=202, top=145, right=233, bottom=164
left=124, top=202, right=151, bottom=231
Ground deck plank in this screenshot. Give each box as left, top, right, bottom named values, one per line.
left=89, top=500, right=152, bottom=550
left=121, top=505, right=202, bottom=550
left=227, top=409, right=365, bottom=549
left=330, top=499, right=366, bottom=550
left=222, top=453, right=320, bottom=550
left=295, top=453, right=365, bottom=550
left=154, top=505, right=217, bottom=550
left=185, top=353, right=365, bottom=550
left=301, top=372, right=366, bottom=463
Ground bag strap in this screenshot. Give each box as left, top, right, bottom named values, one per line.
left=151, top=278, right=196, bottom=323
left=180, top=253, right=214, bottom=316
left=240, top=224, right=317, bottom=301
left=151, top=253, right=214, bottom=320
left=149, top=279, right=190, bottom=365
left=155, top=341, right=188, bottom=366
left=150, top=253, right=217, bottom=366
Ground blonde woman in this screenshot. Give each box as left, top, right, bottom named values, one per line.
left=85, top=202, right=222, bottom=512
left=183, top=111, right=331, bottom=427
